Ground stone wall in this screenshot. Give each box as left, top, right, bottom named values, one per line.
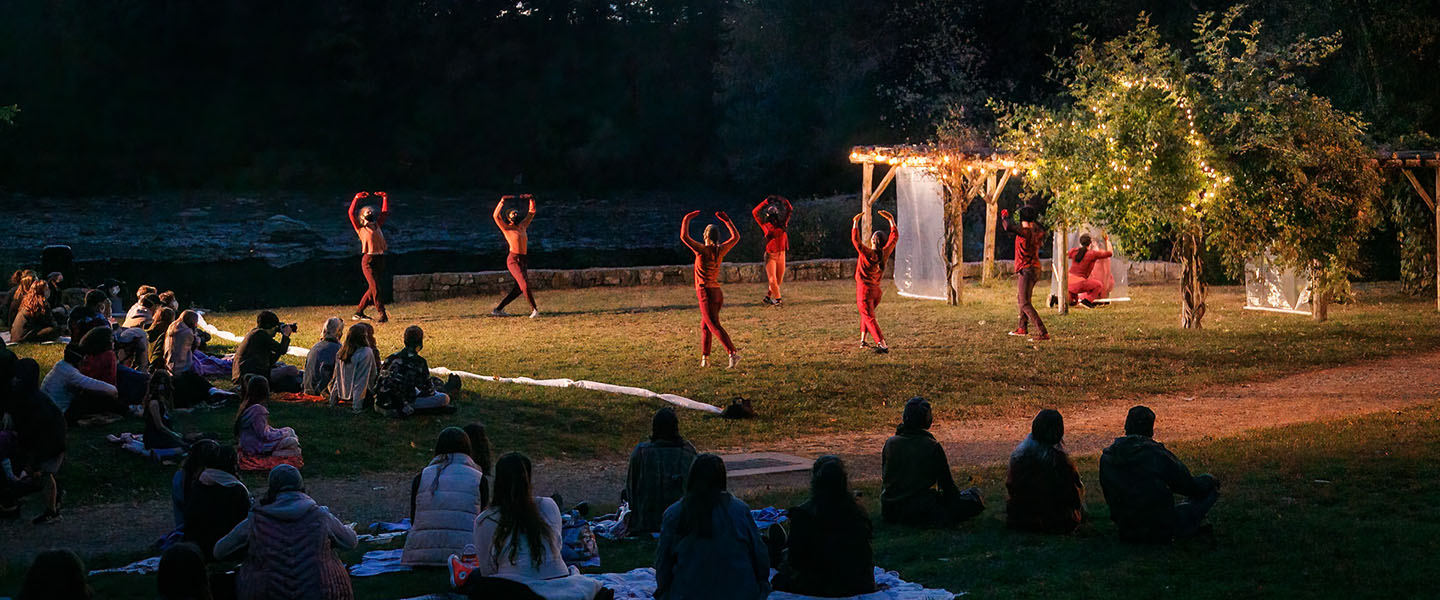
left=394, top=258, right=1181, bottom=302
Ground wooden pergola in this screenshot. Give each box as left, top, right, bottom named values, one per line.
left=1369, top=150, right=1440, bottom=311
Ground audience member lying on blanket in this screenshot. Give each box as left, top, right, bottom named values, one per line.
left=625, top=407, right=697, bottom=536
left=215, top=465, right=358, bottom=600
left=880, top=397, right=985, bottom=529
left=375, top=326, right=458, bottom=417
left=304, top=317, right=344, bottom=396
left=329, top=322, right=378, bottom=413
left=771, top=455, right=876, bottom=598
left=655, top=453, right=771, bottom=600
left=234, top=375, right=302, bottom=466
left=185, top=444, right=252, bottom=562
left=403, top=427, right=486, bottom=567
left=1006, top=409, right=1085, bottom=535
left=1100, top=406, right=1221, bottom=543
left=233, top=311, right=301, bottom=392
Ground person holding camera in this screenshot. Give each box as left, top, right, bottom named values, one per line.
left=232, top=311, right=300, bottom=391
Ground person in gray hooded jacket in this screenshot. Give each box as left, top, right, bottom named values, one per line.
left=1099, top=405, right=1220, bottom=543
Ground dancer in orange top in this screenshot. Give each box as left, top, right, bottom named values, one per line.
left=853, top=210, right=897, bottom=353
left=491, top=194, right=540, bottom=318
left=349, top=191, right=390, bottom=323
left=681, top=210, right=740, bottom=368
left=752, top=195, right=793, bottom=306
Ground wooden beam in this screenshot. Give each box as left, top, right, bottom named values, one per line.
left=1404, top=168, right=1436, bottom=211
left=861, top=163, right=874, bottom=239
left=1434, top=167, right=1439, bottom=313
left=1053, top=224, right=1069, bottom=315
left=867, top=164, right=898, bottom=205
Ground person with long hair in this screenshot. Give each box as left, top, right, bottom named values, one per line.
left=852, top=210, right=898, bottom=353
left=9, top=274, right=60, bottom=344
left=143, top=370, right=185, bottom=452
left=1006, top=409, right=1085, bottom=534
left=214, top=465, right=357, bottom=600
left=654, top=454, right=770, bottom=600
left=772, top=455, right=875, bottom=597
left=233, top=375, right=301, bottom=459
left=171, top=439, right=219, bottom=530
left=157, top=542, right=213, bottom=600
left=17, top=549, right=91, bottom=600
left=752, top=195, right=793, bottom=306
left=404, top=427, right=485, bottom=566
left=165, top=310, right=229, bottom=408
left=1066, top=233, right=1115, bottom=308
left=681, top=210, right=741, bottom=369
left=183, top=444, right=251, bottom=561
left=303, top=317, right=345, bottom=396
left=625, top=407, right=698, bottom=535
left=464, top=422, right=494, bottom=509
left=10, top=358, right=68, bottom=525
left=880, top=397, right=985, bottom=528
left=491, top=194, right=541, bottom=318
left=472, top=453, right=604, bottom=599
left=1001, top=205, right=1049, bottom=341
left=349, top=190, right=391, bottom=323
left=328, top=322, right=377, bottom=413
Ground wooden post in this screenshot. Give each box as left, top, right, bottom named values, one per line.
left=982, top=172, right=997, bottom=283
left=861, top=162, right=874, bottom=240
left=1053, top=223, right=1069, bottom=314
left=1435, top=167, right=1439, bottom=312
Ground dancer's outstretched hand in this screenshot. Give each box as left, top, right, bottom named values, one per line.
left=354, top=191, right=370, bottom=200
left=853, top=213, right=862, bottom=222
left=375, top=191, right=387, bottom=199
left=685, top=210, right=701, bottom=219
left=716, top=211, right=731, bottom=222
left=878, top=209, right=895, bottom=221
left=1000, top=208, right=1009, bottom=219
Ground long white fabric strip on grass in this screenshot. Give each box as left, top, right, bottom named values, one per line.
left=195, top=314, right=722, bottom=414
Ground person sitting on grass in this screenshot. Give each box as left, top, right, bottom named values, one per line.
left=472, top=452, right=606, bottom=600
left=114, top=326, right=150, bottom=373
left=625, top=407, right=697, bottom=536
left=184, top=444, right=252, bottom=562
left=1006, top=409, right=1085, bottom=534
left=464, top=422, right=495, bottom=508
left=124, top=292, right=163, bottom=328
left=148, top=306, right=177, bottom=371
left=157, top=542, right=213, bottom=600
left=41, top=346, right=122, bottom=423
left=66, top=289, right=112, bottom=345
left=1100, top=405, right=1220, bottom=543
left=374, top=325, right=458, bottom=417
left=770, top=455, right=875, bottom=598
left=77, top=325, right=149, bottom=408
left=214, top=464, right=358, bottom=600
left=17, top=549, right=92, bottom=600
left=9, top=274, right=61, bottom=344
left=403, top=427, right=486, bottom=567
left=303, top=317, right=344, bottom=396
left=880, top=396, right=985, bottom=528
left=232, top=311, right=299, bottom=391
left=233, top=375, right=302, bottom=460
left=143, top=371, right=187, bottom=453
left=328, top=323, right=377, bottom=413
left=654, top=453, right=770, bottom=600
left=10, top=359, right=68, bottom=525
left=171, top=439, right=219, bottom=531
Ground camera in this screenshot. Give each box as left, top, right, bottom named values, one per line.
left=286, top=322, right=298, bottom=331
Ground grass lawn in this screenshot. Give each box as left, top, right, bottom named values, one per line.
left=10, top=400, right=1438, bottom=598
left=6, top=279, right=1440, bottom=509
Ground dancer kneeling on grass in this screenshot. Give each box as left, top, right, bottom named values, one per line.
left=752, top=195, right=793, bottom=306
left=492, top=194, right=541, bottom=318
left=375, top=325, right=458, bottom=417
left=328, top=323, right=378, bottom=413
left=349, top=190, right=391, bottom=323
left=403, top=427, right=485, bottom=566
left=853, top=210, right=897, bottom=354
left=472, top=453, right=607, bottom=600
left=1006, top=409, right=1084, bottom=534
left=880, top=397, right=985, bottom=528
left=625, top=407, right=698, bottom=536
left=234, top=375, right=302, bottom=461
left=303, top=317, right=344, bottom=396
left=681, top=210, right=740, bottom=369
left=215, top=465, right=358, bottom=600
left=1001, top=205, right=1049, bottom=341
left=1100, top=406, right=1220, bottom=543
left=1067, top=233, right=1114, bottom=308
left=655, top=453, right=771, bottom=600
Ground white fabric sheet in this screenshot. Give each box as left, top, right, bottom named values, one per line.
left=1048, top=224, right=1132, bottom=303
left=894, top=167, right=949, bottom=301
left=1244, top=253, right=1313, bottom=315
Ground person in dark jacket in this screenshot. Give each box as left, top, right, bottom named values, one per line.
left=771, top=455, right=875, bottom=597
left=654, top=454, right=770, bottom=600
left=374, top=326, right=454, bottom=416
left=232, top=311, right=298, bottom=390
left=157, top=542, right=213, bottom=600
left=9, top=358, right=67, bottom=525
left=1099, top=405, right=1220, bottom=543
left=184, top=444, right=253, bottom=561
left=880, top=396, right=984, bottom=527
left=625, top=408, right=698, bottom=535
left=1006, top=409, right=1085, bottom=534
left=17, top=549, right=92, bottom=600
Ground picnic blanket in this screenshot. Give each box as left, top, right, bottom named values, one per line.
left=237, top=449, right=304, bottom=472
left=1, top=332, right=69, bottom=346
left=88, top=556, right=162, bottom=576
left=192, top=350, right=233, bottom=378
left=350, top=548, right=411, bottom=577
left=587, top=567, right=959, bottom=600
left=106, top=432, right=185, bottom=462
left=275, top=392, right=328, bottom=404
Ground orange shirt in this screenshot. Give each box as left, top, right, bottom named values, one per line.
left=853, top=227, right=897, bottom=287
left=691, top=245, right=732, bottom=289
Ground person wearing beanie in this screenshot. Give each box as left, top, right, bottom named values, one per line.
left=403, top=427, right=485, bottom=566
left=1099, top=405, right=1220, bottom=542
left=1005, top=409, right=1085, bottom=534
left=215, top=464, right=358, bottom=600
left=624, top=407, right=698, bottom=535
left=879, top=397, right=984, bottom=527
left=1000, top=204, right=1049, bottom=341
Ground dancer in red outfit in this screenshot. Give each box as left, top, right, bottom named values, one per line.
left=1001, top=205, right=1048, bottom=341
left=491, top=195, right=540, bottom=318
left=752, top=195, right=793, bottom=306
left=1067, top=233, right=1114, bottom=308
left=349, top=191, right=390, bottom=323
left=853, top=210, right=897, bottom=353
left=681, top=210, right=740, bottom=368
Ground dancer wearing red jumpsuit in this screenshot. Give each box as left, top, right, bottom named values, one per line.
left=681, top=210, right=740, bottom=369
left=349, top=191, right=390, bottom=323
left=853, top=210, right=897, bottom=354
left=492, top=195, right=540, bottom=318
left=1067, top=233, right=1114, bottom=308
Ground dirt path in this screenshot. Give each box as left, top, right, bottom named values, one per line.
left=8, top=349, right=1439, bottom=561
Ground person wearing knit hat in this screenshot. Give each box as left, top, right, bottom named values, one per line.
left=880, top=397, right=984, bottom=528
left=1005, top=409, right=1085, bottom=534
left=1100, top=405, right=1220, bottom=542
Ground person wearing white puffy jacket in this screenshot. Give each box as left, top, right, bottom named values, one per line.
left=403, top=427, right=485, bottom=566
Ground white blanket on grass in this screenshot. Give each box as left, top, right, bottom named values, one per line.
left=195, top=314, right=721, bottom=414
left=585, top=567, right=959, bottom=600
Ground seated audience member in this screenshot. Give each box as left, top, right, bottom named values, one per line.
left=403, top=427, right=485, bottom=566
left=124, top=293, right=163, bottom=328
left=148, top=307, right=177, bottom=371
left=464, top=422, right=494, bottom=508
left=1, top=269, right=26, bottom=327
left=473, top=452, right=605, bottom=600
left=375, top=325, right=457, bottom=416
left=66, top=290, right=112, bottom=344
left=234, top=375, right=301, bottom=460
left=625, top=407, right=697, bottom=535
left=303, top=318, right=344, bottom=396
left=880, top=397, right=984, bottom=528
left=77, top=325, right=148, bottom=407
left=1006, top=409, right=1085, bottom=534
left=41, top=348, right=122, bottom=422
left=160, top=290, right=180, bottom=312
left=654, top=453, right=770, bottom=600
left=214, top=465, right=357, bottom=600
left=232, top=311, right=299, bottom=391
left=17, top=549, right=92, bottom=600
left=1100, top=405, right=1220, bottom=543
left=157, top=542, right=212, bottom=600
left=172, top=439, right=220, bottom=531
left=114, top=326, right=150, bottom=373
left=143, top=371, right=185, bottom=452
left=9, top=275, right=60, bottom=344
left=185, top=444, right=252, bottom=561
left=166, top=311, right=232, bottom=408
left=771, top=455, right=875, bottom=597
left=10, top=359, right=68, bottom=525
left=328, top=323, right=376, bottom=413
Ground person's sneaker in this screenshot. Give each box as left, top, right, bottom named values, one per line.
left=490, top=309, right=506, bottom=317
left=727, top=352, right=741, bottom=369
left=1007, top=329, right=1028, bottom=337
left=448, top=549, right=478, bottom=590
left=1078, top=299, right=1096, bottom=309
left=775, top=298, right=783, bottom=307
left=700, top=355, right=709, bottom=367
left=874, top=345, right=890, bottom=354
left=31, top=510, right=60, bottom=525
left=1029, top=333, right=1051, bottom=341
left=762, top=296, right=775, bottom=306
left=529, top=310, right=540, bottom=319
left=377, top=314, right=389, bottom=324
left=352, top=312, right=372, bottom=321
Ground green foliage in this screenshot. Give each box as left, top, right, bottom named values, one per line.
left=0, top=104, right=15, bottom=125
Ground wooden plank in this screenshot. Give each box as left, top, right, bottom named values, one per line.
left=861, top=163, right=874, bottom=239
left=1403, top=168, right=1436, bottom=211
left=867, top=164, right=898, bottom=205
left=1435, top=168, right=1440, bottom=313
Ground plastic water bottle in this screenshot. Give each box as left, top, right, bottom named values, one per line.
left=460, top=544, right=477, bottom=566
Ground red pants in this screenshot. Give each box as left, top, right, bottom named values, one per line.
left=496, top=253, right=537, bottom=312
left=697, top=287, right=735, bottom=355
left=356, top=254, right=387, bottom=316
left=1067, top=275, right=1103, bottom=303
left=857, top=283, right=884, bottom=345
left=765, top=251, right=786, bottom=299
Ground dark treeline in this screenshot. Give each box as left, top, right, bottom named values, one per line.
left=0, top=0, right=1436, bottom=196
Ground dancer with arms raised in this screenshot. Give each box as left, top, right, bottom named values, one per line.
left=752, top=195, right=793, bottom=306
left=681, top=210, right=740, bottom=369
left=853, top=210, right=897, bottom=353
left=349, top=190, right=390, bottom=323
left=1001, top=205, right=1048, bottom=341
left=492, top=195, right=540, bottom=318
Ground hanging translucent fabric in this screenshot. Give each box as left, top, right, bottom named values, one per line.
left=1244, top=253, right=1313, bottom=315
left=1048, top=224, right=1132, bottom=304
left=893, top=167, right=948, bottom=301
